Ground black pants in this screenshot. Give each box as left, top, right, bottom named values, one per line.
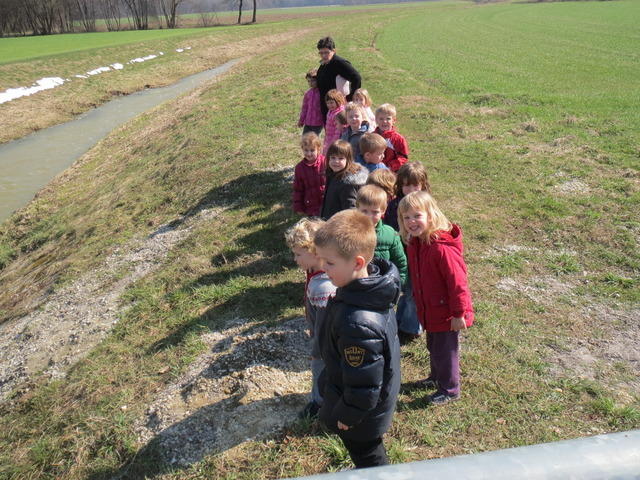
left=302, top=125, right=323, bottom=136
left=340, top=436, right=388, bottom=468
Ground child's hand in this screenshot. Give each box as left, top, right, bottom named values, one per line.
left=450, top=317, right=467, bottom=331
left=337, top=421, right=350, bottom=430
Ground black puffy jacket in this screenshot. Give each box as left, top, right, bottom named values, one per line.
left=319, top=259, right=401, bottom=440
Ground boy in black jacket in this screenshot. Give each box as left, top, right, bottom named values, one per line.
left=313, top=209, right=401, bottom=469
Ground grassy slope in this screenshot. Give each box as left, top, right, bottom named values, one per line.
left=1, top=1, right=639, bottom=478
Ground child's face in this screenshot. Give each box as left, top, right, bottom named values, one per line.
left=302, top=146, right=319, bottom=163
left=353, top=93, right=366, bottom=106
left=402, top=207, right=428, bottom=238
left=307, top=77, right=317, bottom=88
left=402, top=182, right=421, bottom=197
left=292, top=246, right=319, bottom=272
left=375, top=113, right=395, bottom=132
left=347, top=109, right=363, bottom=130
left=326, top=99, right=338, bottom=111
left=329, top=155, right=347, bottom=172
left=363, top=149, right=385, bottom=165
left=357, top=204, right=384, bottom=226
left=314, top=244, right=362, bottom=288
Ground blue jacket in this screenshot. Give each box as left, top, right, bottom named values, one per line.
left=319, top=258, right=401, bottom=440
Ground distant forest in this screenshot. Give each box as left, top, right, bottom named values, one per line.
left=0, top=0, right=430, bottom=37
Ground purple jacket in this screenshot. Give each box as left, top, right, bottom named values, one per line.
left=298, top=88, right=323, bottom=127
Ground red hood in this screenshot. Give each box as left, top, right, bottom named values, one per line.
left=411, top=224, right=463, bottom=253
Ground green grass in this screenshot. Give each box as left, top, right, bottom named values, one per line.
left=0, top=1, right=638, bottom=478
left=0, top=28, right=226, bottom=65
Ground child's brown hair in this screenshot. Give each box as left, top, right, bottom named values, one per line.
left=326, top=140, right=360, bottom=180
left=353, top=88, right=373, bottom=108
left=325, top=89, right=346, bottom=108
left=359, top=132, right=387, bottom=156
left=344, top=102, right=365, bottom=117
left=305, top=68, right=317, bottom=80
left=300, top=132, right=322, bottom=151
left=367, top=169, right=396, bottom=200
left=335, top=111, right=347, bottom=127
left=285, top=217, right=325, bottom=250
left=314, top=209, right=376, bottom=262
left=394, top=161, right=431, bottom=198
left=356, top=184, right=388, bottom=211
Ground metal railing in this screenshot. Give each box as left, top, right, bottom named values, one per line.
left=287, top=430, right=640, bottom=480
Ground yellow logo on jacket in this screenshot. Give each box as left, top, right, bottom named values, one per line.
left=344, top=346, right=366, bottom=367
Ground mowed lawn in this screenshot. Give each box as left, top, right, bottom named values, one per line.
left=0, top=1, right=638, bottom=479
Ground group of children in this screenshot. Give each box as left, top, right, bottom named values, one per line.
left=286, top=68, right=474, bottom=469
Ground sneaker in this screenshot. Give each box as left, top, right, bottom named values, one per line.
left=426, top=392, right=460, bottom=405
left=418, top=377, right=437, bottom=389
left=298, top=401, right=321, bottom=419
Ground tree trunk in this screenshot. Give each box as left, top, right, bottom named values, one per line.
left=251, top=0, right=256, bottom=23
left=237, top=0, right=242, bottom=24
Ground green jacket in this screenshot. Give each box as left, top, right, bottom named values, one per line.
left=374, top=220, right=408, bottom=285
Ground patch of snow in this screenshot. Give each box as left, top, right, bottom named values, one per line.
left=159, top=52, right=164, bottom=55
left=0, top=77, right=66, bottom=104
left=87, top=66, right=111, bottom=76
left=110, top=63, right=124, bottom=70
left=128, top=54, right=159, bottom=64
left=176, top=48, right=184, bottom=53
left=75, top=74, right=88, bottom=79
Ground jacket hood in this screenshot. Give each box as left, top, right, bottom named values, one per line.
left=343, top=164, right=368, bottom=186
left=335, top=258, right=401, bottom=310
left=411, top=224, right=464, bottom=253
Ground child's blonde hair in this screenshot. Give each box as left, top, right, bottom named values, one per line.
left=314, top=209, right=376, bottom=262
left=285, top=217, right=325, bottom=250
left=395, top=162, right=431, bottom=198
left=376, top=103, right=397, bottom=118
left=398, top=191, right=452, bottom=244
left=353, top=88, right=373, bottom=107
left=356, top=184, right=388, bottom=211
left=325, top=89, right=346, bottom=107
left=359, top=132, right=387, bottom=155
left=300, top=132, right=322, bottom=151
left=367, top=169, right=396, bottom=200
left=344, top=102, right=365, bottom=117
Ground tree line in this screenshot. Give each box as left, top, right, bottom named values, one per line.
left=0, top=0, right=259, bottom=37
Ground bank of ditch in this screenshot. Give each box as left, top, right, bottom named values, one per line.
left=0, top=2, right=638, bottom=479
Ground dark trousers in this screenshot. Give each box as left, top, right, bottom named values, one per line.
left=427, top=330, right=460, bottom=396
left=302, top=125, right=323, bottom=136
left=340, top=436, right=388, bottom=468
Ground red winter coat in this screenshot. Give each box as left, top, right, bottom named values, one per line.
left=293, top=155, right=326, bottom=216
left=374, top=127, right=409, bottom=172
left=407, top=225, right=474, bottom=332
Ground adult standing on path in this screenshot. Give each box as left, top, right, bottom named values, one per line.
left=316, top=36, right=362, bottom=119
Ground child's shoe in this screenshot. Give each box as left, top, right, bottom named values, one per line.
left=426, top=392, right=459, bottom=405
left=298, top=401, right=321, bottom=419
left=418, top=377, right=437, bottom=389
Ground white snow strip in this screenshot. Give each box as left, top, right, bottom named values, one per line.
left=128, top=54, right=158, bottom=64
left=75, top=74, right=88, bottom=79
left=185, top=47, right=191, bottom=50
left=176, top=48, right=184, bottom=53
left=87, top=66, right=111, bottom=76
left=110, top=63, right=124, bottom=70
left=0, top=77, right=66, bottom=104
left=159, top=52, right=164, bottom=55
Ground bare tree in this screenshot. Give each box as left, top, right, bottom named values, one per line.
left=237, top=0, right=243, bottom=24
left=122, top=0, right=151, bottom=30
left=157, top=0, right=184, bottom=28
left=74, top=0, right=97, bottom=32
left=101, top=0, right=123, bottom=31
left=251, top=0, right=256, bottom=23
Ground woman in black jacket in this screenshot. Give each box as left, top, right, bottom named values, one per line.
left=316, top=36, right=362, bottom=118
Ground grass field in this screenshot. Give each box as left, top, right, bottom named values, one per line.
left=0, top=1, right=638, bottom=478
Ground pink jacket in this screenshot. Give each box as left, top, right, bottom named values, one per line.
left=323, top=105, right=345, bottom=155
left=407, top=225, right=474, bottom=332
left=298, top=88, right=323, bottom=127
left=292, top=155, right=326, bottom=216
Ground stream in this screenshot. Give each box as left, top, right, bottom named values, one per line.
left=0, top=58, right=240, bottom=222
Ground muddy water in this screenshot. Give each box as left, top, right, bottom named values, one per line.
left=0, top=59, right=240, bottom=222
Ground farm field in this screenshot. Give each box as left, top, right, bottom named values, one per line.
left=0, top=1, right=638, bottom=479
